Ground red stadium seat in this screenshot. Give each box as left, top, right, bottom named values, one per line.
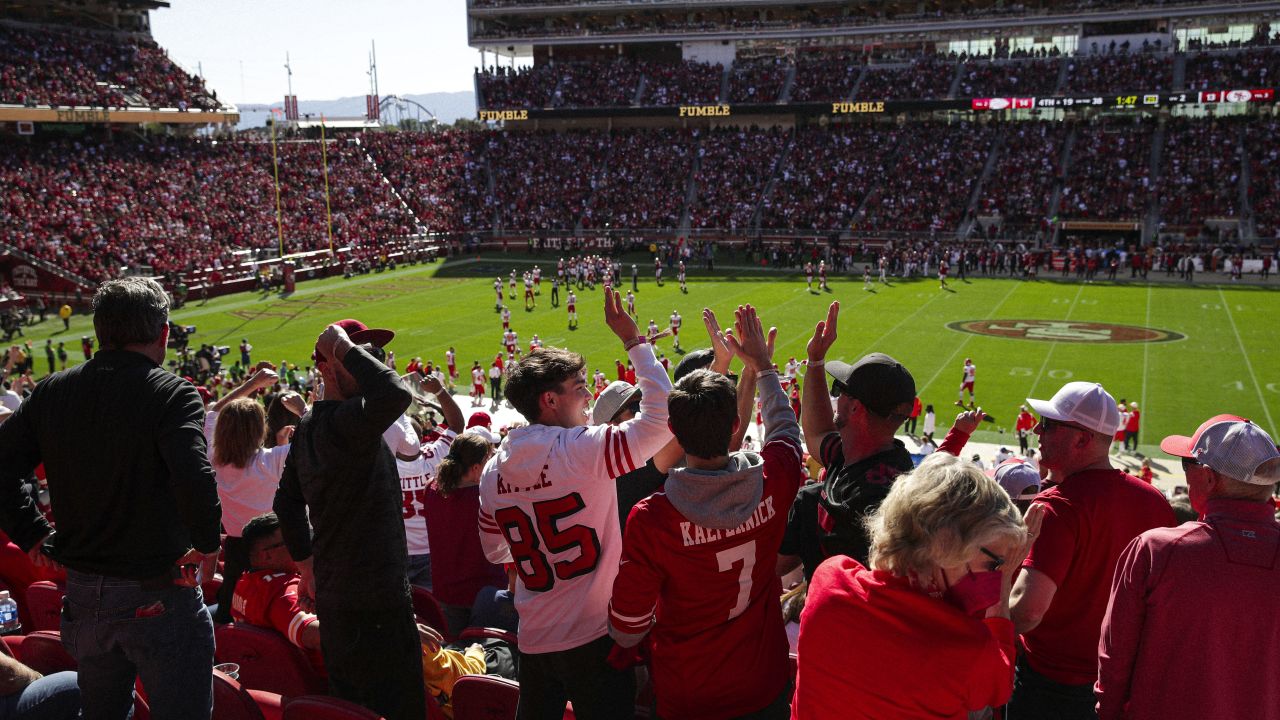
left=248, top=690, right=285, bottom=720
left=15, top=630, right=76, bottom=675
left=24, top=581, right=63, bottom=632
left=213, top=668, right=267, bottom=720
left=214, top=623, right=327, bottom=698
left=282, top=696, right=385, bottom=720
left=411, top=587, right=449, bottom=640
left=451, top=675, right=519, bottom=720
left=201, top=573, right=223, bottom=607
left=456, top=627, right=517, bottom=645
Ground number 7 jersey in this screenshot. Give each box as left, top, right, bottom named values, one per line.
left=478, top=343, right=673, bottom=654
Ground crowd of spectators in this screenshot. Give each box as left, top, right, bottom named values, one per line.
left=792, top=47, right=862, bottom=102
left=857, top=122, right=997, bottom=233
left=1058, top=120, right=1156, bottom=220
left=688, top=127, right=787, bottom=231
left=582, top=129, right=694, bottom=230
left=640, top=59, right=723, bottom=106
left=854, top=56, right=957, bottom=101
left=0, top=135, right=413, bottom=282
left=1245, top=117, right=1280, bottom=239
left=956, top=57, right=1063, bottom=97
left=0, top=23, right=219, bottom=110
left=1156, top=117, right=1241, bottom=228
left=1064, top=49, right=1171, bottom=94
left=760, top=124, right=901, bottom=231
left=485, top=130, right=607, bottom=232
left=1184, top=46, right=1280, bottom=90
left=978, top=122, right=1071, bottom=231
left=474, top=45, right=1280, bottom=110
left=364, top=131, right=492, bottom=233
left=728, top=56, right=790, bottom=103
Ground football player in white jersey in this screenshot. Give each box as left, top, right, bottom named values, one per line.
left=478, top=288, right=672, bottom=717
left=669, top=310, right=682, bottom=351
left=957, top=357, right=976, bottom=409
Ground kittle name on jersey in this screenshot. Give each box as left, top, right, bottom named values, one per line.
left=680, top=497, right=776, bottom=547
left=496, top=464, right=553, bottom=495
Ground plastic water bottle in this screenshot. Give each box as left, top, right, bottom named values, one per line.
left=0, top=591, right=20, bottom=636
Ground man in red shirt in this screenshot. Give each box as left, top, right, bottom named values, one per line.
left=610, top=305, right=801, bottom=719
left=231, top=513, right=323, bottom=668
left=1014, top=405, right=1036, bottom=455
left=1008, top=382, right=1174, bottom=719
left=1097, top=415, right=1280, bottom=720
left=1122, top=401, right=1140, bottom=452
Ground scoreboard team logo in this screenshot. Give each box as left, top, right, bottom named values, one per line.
left=947, top=320, right=1185, bottom=344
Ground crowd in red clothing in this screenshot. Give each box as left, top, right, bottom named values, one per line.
left=363, top=131, right=492, bottom=233
left=689, top=127, right=788, bottom=231
left=1156, top=118, right=1241, bottom=228
left=1246, top=117, right=1280, bottom=239
left=979, top=122, right=1071, bottom=231
left=1058, top=120, right=1156, bottom=221
left=760, top=124, right=900, bottom=231
left=0, top=23, right=219, bottom=110
left=0, top=135, right=413, bottom=281
left=728, top=56, right=789, bottom=103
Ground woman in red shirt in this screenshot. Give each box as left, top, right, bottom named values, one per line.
left=421, top=432, right=509, bottom=638
left=793, top=453, right=1044, bottom=720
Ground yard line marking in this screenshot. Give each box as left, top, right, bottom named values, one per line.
left=1139, top=284, right=1151, bottom=430
left=1025, top=283, right=1085, bottom=400
left=1219, top=288, right=1277, bottom=438
left=848, top=290, right=945, bottom=361
left=917, top=280, right=1023, bottom=396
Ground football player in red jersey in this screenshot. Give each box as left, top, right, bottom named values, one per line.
left=610, top=304, right=802, bottom=719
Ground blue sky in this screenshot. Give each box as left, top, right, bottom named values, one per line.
left=151, top=0, right=488, bottom=103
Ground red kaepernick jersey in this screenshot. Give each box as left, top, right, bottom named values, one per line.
left=610, top=436, right=803, bottom=719
left=231, top=570, right=321, bottom=667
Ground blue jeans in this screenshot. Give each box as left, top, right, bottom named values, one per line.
left=0, top=671, right=83, bottom=720
left=407, top=553, right=432, bottom=591
left=61, top=570, right=214, bottom=720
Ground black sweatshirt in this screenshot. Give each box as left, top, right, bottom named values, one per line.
left=274, top=345, right=413, bottom=611
left=0, top=350, right=222, bottom=579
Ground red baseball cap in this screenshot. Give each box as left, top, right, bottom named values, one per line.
left=467, top=411, right=492, bottom=429
left=315, top=318, right=394, bottom=362
left=1160, top=414, right=1249, bottom=458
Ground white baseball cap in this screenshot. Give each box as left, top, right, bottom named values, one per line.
left=591, top=381, right=641, bottom=425
left=1026, top=382, right=1121, bottom=436
left=1160, top=415, right=1280, bottom=486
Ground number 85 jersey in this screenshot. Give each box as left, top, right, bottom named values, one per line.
left=478, top=346, right=673, bottom=654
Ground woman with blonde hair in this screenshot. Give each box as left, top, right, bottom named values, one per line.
left=792, top=452, right=1044, bottom=719
left=422, top=432, right=510, bottom=637
left=208, top=366, right=303, bottom=621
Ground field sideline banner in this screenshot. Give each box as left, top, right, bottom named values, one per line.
left=478, top=87, right=1277, bottom=121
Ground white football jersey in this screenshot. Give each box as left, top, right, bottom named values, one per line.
left=479, top=343, right=673, bottom=653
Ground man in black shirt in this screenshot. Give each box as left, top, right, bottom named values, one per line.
left=778, top=302, right=918, bottom=580
left=0, top=277, right=222, bottom=720
left=273, top=318, right=425, bottom=720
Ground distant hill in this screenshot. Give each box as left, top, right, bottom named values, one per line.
left=236, top=90, right=475, bottom=130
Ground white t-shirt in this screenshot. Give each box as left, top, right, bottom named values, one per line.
left=209, top=410, right=290, bottom=537
left=0, top=390, right=21, bottom=412
left=385, top=415, right=432, bottom=556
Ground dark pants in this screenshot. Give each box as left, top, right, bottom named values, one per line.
left=320, top=603, right=425, bottom=720
left=62, top=569, right=214, bottom=720
left=1018, top=432, right=1030, bottom=455
left=1124, top=430, right=1138, bottom=451
left=1006, top=656, right=1096, bottom=720
left=517, top=635, right=635, bottom=720
left=904, top=416, right=917, bottom=435
left=212, top=535, right=248, bottom=624
left=490, top=378, right=502, bottom=402
left=551, top=286, right=559, bottom=307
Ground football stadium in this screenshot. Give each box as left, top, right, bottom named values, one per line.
left=1, top=0, right=1278, bottom=718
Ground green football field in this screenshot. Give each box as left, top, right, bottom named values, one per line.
left=31, top=254, right=1280, bottom=461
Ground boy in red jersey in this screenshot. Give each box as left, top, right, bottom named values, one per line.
left=610, top=304, right=802, bottom=719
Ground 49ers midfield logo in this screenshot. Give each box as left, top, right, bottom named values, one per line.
left=947, top=320, right=1184, bottom=344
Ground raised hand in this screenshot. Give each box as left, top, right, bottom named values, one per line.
left=420, top=374, right=445, bottom=396
left=315, top=324, right=352, bottom=364
left=703, top=308, right=734, bottom=375
left=806, top=301, right=840, bottom=363
left=951, top=407, right=987, bottom=435
left=603, top=287, right=640, bottom=344
left=724, top=305, right=774, bottom=372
